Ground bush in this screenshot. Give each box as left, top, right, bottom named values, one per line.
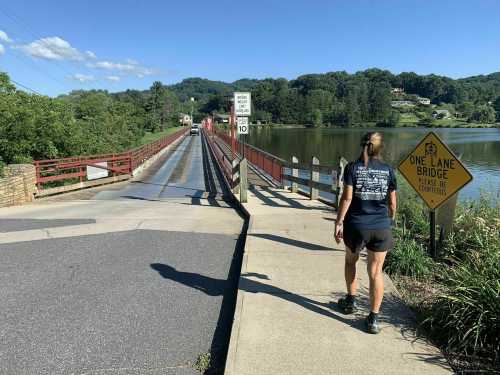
left=423, top=247, right=500, bottom=357
left=392, top=178, right=500, bottom=365
left=442, top=196, right=500, bottom=260
left=396, top=179, right=429, bottom=239
left=0, top=157, right=4, bottom=177
left=385, top=236, right=435, bottom=279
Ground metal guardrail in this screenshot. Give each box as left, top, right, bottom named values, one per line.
left=203, top=128, right=238, bottom=189
left=209, top=127, right=348, bottom=207
left=34, top=127, right=188, bottom=191
left=213, top=128, right=285, bottom=184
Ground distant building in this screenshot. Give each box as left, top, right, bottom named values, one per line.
left=391, top=88, right=404, bottom=95
left=179, top=113, right=192, bottom=126
left=391, top=100, right=415, bottom=108
left=432, top=109, right=451, bottom=119
left=417, top=97, right=431, bottom=105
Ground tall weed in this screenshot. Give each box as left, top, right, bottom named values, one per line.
left=424, top=247, right=500, bottom=357
left=385, top=237, right=434, bottom=279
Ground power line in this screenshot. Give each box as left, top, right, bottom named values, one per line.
left=6, top=48, right=70, bottom=90
left=10, top=78, right=43, bottom=95
left=0, top=4, right=98, bottom=92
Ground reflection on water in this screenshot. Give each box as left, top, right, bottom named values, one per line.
left=248, top=127, right=500, bottom=201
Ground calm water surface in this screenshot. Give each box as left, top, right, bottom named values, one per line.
left=248, top=127, right=500, bottom=201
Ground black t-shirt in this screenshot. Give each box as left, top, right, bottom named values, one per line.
left=343, top=159, right=397, bottom=229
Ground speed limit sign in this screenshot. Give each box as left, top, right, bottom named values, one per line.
left=237, top=117, right=249, bottom=134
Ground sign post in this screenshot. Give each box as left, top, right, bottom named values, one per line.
left=234, top=92, right=251, bottom=159
left=398, top=132, right=473, bottom=257
left=237, top=117, right=249, bottom=158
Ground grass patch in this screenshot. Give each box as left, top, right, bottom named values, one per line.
left=194, top=352, right=211, bottom=373
left=385, top=237, right=435, bottom=279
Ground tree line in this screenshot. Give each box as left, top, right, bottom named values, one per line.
left=175, top=69, right=500, bottom=126
left=2, top=68, right=500, bottom=166
left=0, top=73, right=185, bottom=166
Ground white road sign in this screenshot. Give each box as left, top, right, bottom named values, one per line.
left=87, top=162, right=108, bottom=180
left=234, top=92, right=251, bottom=116
left=237, top=117, right=249, bottom=134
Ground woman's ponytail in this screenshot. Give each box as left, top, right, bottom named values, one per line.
left=360, top=132, right=383, bottom=167
left=362, top=141, right=370, bottom=167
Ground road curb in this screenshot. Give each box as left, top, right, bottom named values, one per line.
left=223, top=194, right=251, bottom=375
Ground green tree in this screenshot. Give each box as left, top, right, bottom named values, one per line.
left=311, top=108, right=323, bottom=127
left=493, top=97, right=500, bottom=121
left=368, top=82, right=392, bottom=122
left=468, top=105, right=496, bottom=123
left=0, top=72, right=15, bottom=93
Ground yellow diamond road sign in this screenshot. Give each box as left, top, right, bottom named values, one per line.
left=398, top=132, right=473, bottom=210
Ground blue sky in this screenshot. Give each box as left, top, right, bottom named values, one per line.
left=0, top=0, right=499, bottom=96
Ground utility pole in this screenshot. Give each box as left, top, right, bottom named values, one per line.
left=190, top=97, right=194, bottom=126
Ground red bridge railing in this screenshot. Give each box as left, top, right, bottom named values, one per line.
left=34, top=127, right=188, bottom=191
left=212, top=127, right=285, bottom=184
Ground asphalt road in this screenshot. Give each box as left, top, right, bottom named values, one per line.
left=0, top=133, right=244, bottom=375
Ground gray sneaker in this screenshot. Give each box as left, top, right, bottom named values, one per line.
left=365, top=312, right=380, bottom=334
left=337, top=294, right=358, bottom=314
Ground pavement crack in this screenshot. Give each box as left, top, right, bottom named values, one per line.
left=42, top=228, right=53, bottom=239
left=134, top=220, right=145, bottom=230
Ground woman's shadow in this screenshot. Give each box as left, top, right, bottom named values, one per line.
left=150, top=263, right=364, bottom=331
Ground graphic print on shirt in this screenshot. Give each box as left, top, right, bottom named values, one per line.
left=354, top=167, right=390, bottom=201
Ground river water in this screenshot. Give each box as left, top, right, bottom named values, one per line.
left=247, top=127, right=500, bottom=201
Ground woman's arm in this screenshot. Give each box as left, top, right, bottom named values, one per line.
left=334, top=185, right=353, bottom=243
left=388, top=190, right=397, bottom=221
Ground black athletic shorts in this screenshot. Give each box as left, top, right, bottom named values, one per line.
left=343, top=224, right=394, bottom=253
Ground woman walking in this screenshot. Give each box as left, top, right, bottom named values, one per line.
left=334, top=132, right=397, bottom=334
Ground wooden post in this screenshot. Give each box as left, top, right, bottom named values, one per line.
left=310, top=156, right=319, bottom=200
left=437, top=192, right=459, bottom=240
left=240, top=158, right=248, bottom=203
left=336, top=157, right=348, bottom=209
left=291, top=156, right=298, bottom=193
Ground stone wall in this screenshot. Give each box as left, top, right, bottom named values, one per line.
left=0, top=164, right=37, bottom=208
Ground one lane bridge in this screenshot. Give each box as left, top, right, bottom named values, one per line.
left=0, top=130, right=244, bottom=375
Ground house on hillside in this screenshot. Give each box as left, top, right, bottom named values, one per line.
left=179, top=113, right=192, bottom=126
left=417, top=97, right=431, bottom=105
left=432, top=109, right=451, bottom=119
left=391, top=88, right=404, bottom=95
left=391, top=100, right=415, bottom=108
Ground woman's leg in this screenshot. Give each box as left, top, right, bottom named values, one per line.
left=366, top=250, right=387, bottom=313
left=345, top=248, right=359, bottom=296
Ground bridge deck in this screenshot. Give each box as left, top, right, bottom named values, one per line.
left=0, top=132, right=244, bottom=375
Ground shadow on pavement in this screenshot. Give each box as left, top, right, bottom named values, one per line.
left=150, top=263, right=437, bottom=372
left=249, top=233, right=343, bottom=252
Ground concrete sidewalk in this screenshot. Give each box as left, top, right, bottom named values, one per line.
left=225, top=186, right=451, bottom=375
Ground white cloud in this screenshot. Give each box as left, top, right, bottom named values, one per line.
left=69, top=73, right=95, bottom=82
left=0, top=44, right=4, bottom=56
left=88, top=60, right=157, bottom=78
left=17, top=36, right=86, bottom=61
left=0, top=30, right=12, bottom=43
left=106, top=76, right=121, bottom=82
left=85, top=50, right=97, bottom=59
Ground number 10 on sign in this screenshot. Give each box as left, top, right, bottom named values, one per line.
left=237, top=117, right=249, bottom=134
